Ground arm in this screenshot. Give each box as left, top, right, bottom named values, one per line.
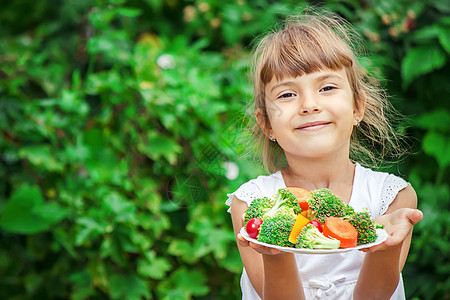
left=353, top=185, right=423, bottom=299
left=230, top=197, right=305, bottom=299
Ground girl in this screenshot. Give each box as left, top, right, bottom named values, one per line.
left=226, top=9, right=423, bottom=300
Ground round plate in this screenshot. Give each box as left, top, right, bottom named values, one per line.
left=239, top=227, right=388, bottom=254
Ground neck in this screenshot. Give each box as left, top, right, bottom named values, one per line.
left=282, top=154, right=355, bottom=199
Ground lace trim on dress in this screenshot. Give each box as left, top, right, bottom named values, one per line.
left=224, top=196, right=233, bottom=211
left=379, top=174, right=408, bottom=216
left=225, top=182, right=263, bottom=213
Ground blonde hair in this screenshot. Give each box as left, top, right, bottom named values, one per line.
left=248, top=9, right=407, bottom=172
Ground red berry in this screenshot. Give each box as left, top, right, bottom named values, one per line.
left=246, top=218, right=263, bottom=239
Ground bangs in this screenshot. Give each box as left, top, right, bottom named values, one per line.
left=258, top=23, right=355, bottom=84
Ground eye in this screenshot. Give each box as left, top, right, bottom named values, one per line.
left=277, top=92, right=296, bottom=99
left=319, top=86, right=336, bottom=92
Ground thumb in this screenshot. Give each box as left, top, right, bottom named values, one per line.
left=408, top=209, right=423, bottom=225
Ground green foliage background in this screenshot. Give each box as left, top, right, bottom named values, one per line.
left=0, top=0, right=449, bottom=299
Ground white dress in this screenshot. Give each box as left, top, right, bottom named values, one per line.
left=225, top=163, right=409, bottom=300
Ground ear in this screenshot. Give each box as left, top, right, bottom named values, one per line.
left=255, top=108, right=272, bottom=137
left=353, top=90, right=366, bottom=124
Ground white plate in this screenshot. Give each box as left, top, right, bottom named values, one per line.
left=239, top=227, right=388, bottom=254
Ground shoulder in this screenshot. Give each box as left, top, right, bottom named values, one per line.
left=355, top=163, right=409, bottom=190
left=233, top=171, right=285, bottom=200
left=225, top=172, right=285, bottom=212
left=386, top=184, right=417, bottom=213
left=356, top=163, right=396, bottom=182
left=352, top=164, right=412, bottom=217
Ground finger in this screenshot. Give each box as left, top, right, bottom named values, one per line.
left=249, top=242, right=281, bottom=255
left=392, top=208, right=423, bottom=226
left=408, top=209, right=423, bottom=225
left=270, top=248, right=281, bottom=255
left=248, top=242, right=265, bottom=253
left=236, top=233, right=250, bottom=248
left=237, top=233, right=246, bottom=241
left=382, top=209, right=422, bottom=246
left=359, top=242, right=387, bottom=253
left=249, top=241, right=258, bottom=248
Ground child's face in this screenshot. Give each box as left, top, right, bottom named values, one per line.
left=262, top=67, right=361, bottom=161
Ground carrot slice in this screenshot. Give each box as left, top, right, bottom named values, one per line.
left=288, top=214, right=310, bottom=244
left=323, top=217, right=358, bottom=248
left=287, top=187, right=310, bottom=212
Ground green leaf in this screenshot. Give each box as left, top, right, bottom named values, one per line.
left=85, top=70, right=124, bottom=94
left=168, top=239, right=202, bottom=263
left=422, top=132, right=450, bottom=169
left=138, top=213, right=170, bottom=237
left=19, top=145, right=64, bottom=172
left=88, top=9, right=115, bottom=29
left=0, top=185, right=68, bottom=234
left=60, top=89, right=89, bottom=114
left=144, top=0, right=164, bottom=11
left=413, top=25, right=440, bottom=41
left=437, top=25, right=450, bottom=54
left=414, top=110, right=450, bottom=131
left=109, top=274, right=150, bottom=300
left=222, top=22, right=241, bottom=45
left=137, top=251, right=171, bottom=279
left=432, top=1, right=450, bottom=13
left=128, top=231, right=152, bottom=252
left=102, top=192, right=136, bottom=223
left=161, top=290, right=187, bottom=300
left=187, top=218, right=236, bottom=260
left=87, top=36, right=116, bottom=54
left=116, top=7, right=142, bottom=18
left=65, top=141, right=90, bottom=163
left=75, top=212, right=109, bottom=246
left=100, top=235, right=128, bottom=265
left=157, top=268, right=209, bottom=298
left=401, top=43, right=447, bottom=87
left=53, top=227, right=78, bottom=258
left=217, top=250, right=244, bottom=273
left=69, top=270, right=95, bottom=300
left=137, top=131, right=182, bottom=164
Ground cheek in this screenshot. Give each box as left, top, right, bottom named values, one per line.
left=333, top=100, right=354, bottom=117
left=265, top=104, right=281, bottom=129
left=266, top=101, right=282, bottom=121
left=266, top=101, right=295, bottom=123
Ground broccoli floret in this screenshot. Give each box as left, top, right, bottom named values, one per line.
left=307, top=188, right=354, bottom=223
left=344, top=210, right=378, bottom=245
left=264, top=188, right=302, bottom=218
left=257, top=214, right=296, bottom=247
left=244, top=197, right=273, bottom=223
left=271, top=205, right=298, bottom=220
left=244, top=188, right=301, bottom=247
left=296, top=224, right=341, bottom=249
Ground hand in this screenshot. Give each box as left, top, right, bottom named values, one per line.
left=236, top=214, right=282, bottom=255
left=361, top=208, right=423, bottom=253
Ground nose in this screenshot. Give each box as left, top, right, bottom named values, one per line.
left=298, top=94, right=321, bottom=115
left=300, top=107, right=320, bottom=114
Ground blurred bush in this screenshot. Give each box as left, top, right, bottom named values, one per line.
left=0, top=0, right=448, bottom=299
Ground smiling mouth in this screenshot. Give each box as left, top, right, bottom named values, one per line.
left=296, top=121, right=331, bottom=131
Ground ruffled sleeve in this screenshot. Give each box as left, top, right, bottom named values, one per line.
left=379, top=174, right=408, bottom=216
left=349, top=164, right=410, bottom=219
left=225, top=171, right=285, bottom=213
left=225, top=182, right=264, bottom=213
